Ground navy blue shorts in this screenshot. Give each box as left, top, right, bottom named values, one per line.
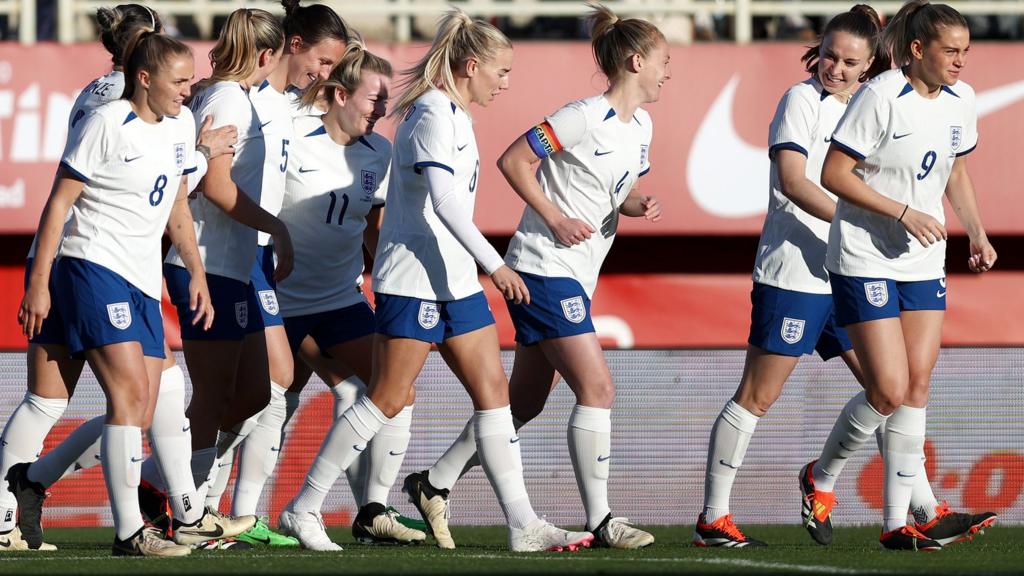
left=54, top=257, right=164, bottom=358
left=506, top=271, right=595, bottom=346
left=747, top=283, right=852, bottom=361
left=246, top=245, right=283, bottom=333
left=831, top=274, right=946, bottom=327
left=284, top=302, right=376, bottom=354
left=374, top=291, right=494, bottom=344
left=165, top=263, right=248, bottom=341
left=24, top=257, right=67, bottom=346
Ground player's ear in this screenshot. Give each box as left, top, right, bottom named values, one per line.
left=334, top=87, right=349, bottom=107
left=138, top=69, right=152, bottom=92
left=288, top=34, right=305, bottom=54
left=258, top=48, right=275, bottom=68
left=910, top=38, right=925, bottom=61
left=463, top=56, right=478, bottom=79
left=626, top=52, right=643, bottom=74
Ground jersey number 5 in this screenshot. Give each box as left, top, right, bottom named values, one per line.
left=280, top=139, right=291, bottom=172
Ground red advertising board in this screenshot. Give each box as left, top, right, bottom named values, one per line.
left=1, top=42, right=1023, bottom=234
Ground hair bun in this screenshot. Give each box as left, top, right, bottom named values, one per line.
left=280, top=0, right=301, bottom=16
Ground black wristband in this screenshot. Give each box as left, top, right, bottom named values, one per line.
left=897, top=204, right=909, bottom=222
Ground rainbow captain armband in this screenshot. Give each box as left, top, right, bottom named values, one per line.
left=525, top=121, right=562, bottom=159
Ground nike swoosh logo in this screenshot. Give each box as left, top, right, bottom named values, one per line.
left=270, top=446, right=280, bottom=452
left=597, top=455, right=611, bottom=462
left=509, top=437, right=521, bottom=444
left=939, top=278, right=946, bottom=288
left=250, top=535, right=272, bottom=545
left=389, top=450, right=406, bottom=456
left=182, top=425, right=191, bottom=432
left=124, top=155, right=143, bottom=163
left=298, top=167, right=318, bottom=173
left=896, top=471, right=917, bottom=478
left=824, top=136, right=832, bottom=143
left=130, top=456, right=144, bottom=463
left=594, top=150, right=614, bottom=156
left=719, top=459, right=739, bottom=470
left=0, top=538, right=10, bottom=548
left=188, top=525, right=224, bottom=538
left=353, top=445, right=366, bottom=452
left=687, top=76, right=1024, bottom=220
left=893, top=132, right=912, bottom=140
left=936, top=290, right=946, bottom=298
left=456, top=143, right=468, bottom=151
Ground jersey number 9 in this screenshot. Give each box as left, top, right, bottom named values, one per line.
left=916, top=150, right=937, bottom=181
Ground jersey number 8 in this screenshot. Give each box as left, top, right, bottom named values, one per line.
left=149, top=174, right=168, bottom=206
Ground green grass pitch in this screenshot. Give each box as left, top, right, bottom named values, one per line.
left=1, top=525, right=1020, bottom=574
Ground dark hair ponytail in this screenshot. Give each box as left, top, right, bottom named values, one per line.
left=883, top=1, right=968, bottom=66
left=280, top=0, right=349, bottom=47
left=96, top=3, right=162, bottom=66
left=802, top=4, right=890, bottom=82
left=121, top=28, right=192, bottom=100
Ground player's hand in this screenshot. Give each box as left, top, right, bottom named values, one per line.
left=188, top=272, right=215, bottom=331
left=639, top=195, right=662, bottom=222
left=548, top=216, right=594, bottom=247
left=900, top=207, right=947, bottom=248
left=968, top=236, right=997, bottom=273
left=490, top=265, right=530, bottom=305
left=271, top=222, right=295, bottom=282
left=18, top=284, right=50, bottom=339
left=197, top=116, right=237, bottom=160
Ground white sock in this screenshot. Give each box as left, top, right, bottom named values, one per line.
left=146, top=365, right=202, bottom=524
left=567, top=405, right=612, bottom=530
left=0, top=393, right=67, bottom=531
left=200, top=414, right=260, bottom=505
left=29, top=415, right=103, bottom=487
left=365, top=405, right=413, bottom=506
left=883, top=405, right=927, bottom=532
left=292, top=395, right=387, bottom=513
left=332, top=379, right=368, bottom=504
left=233, top=382, right=289, bottom=516
left=102, top=425, right=145, bottom=541
left=428, top=417, right=480, bottom=492
left=702, top=400, right=758, bottom=523
left=475, top=406, right=537, bottom=530
left=813, top=392, right=888, bottom=492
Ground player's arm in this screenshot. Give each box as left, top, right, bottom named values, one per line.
left=775, top=150, right=837, bottom=222
left=20, top=169, right=85, bottom=337
left=821, top=145, right=946, bottom=248
left=945, top=156, right=996, bottom=272
left=619, top=184, right=661, bottom=221
left=201, top=153, right=294, bottom=281
left=166, top=178, right=214, bottom=329
left=362, top=205, right=384, bottom=258
left=188, top=115, right=237, bottom=194
left=498, top=135, right=594, bottom=246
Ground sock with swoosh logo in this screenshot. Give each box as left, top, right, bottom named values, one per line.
left=567, top=404, right=612, bottom=531
left=883, top=405, right=927, bottom=532
left=475, top=406, right=537, bottom=530
left=330, top=377, right=368, bottom=506
left=233, top=382, right=289, bottom=516
left=0, top=393, right=67, bottom=532
left=102, top=424, right=145, bottom=541
left=813, top=391, right=887, bottom=492
left=874, top=424, right=939, bottom=524
left=702, top=400, right=759, bottom=524
left=364, top=405, right=414, bottom=507
left=146, top=365, right=203, bottom=524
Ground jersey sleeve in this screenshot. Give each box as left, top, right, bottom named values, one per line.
left=525, top=100, right=589, bottom=159
left=640, top=112, right=653, bottom=176
left=830, top=86, right=889, bottom=160
left=60, top=112, right=116, bottom=182
left=410, top=105, right=456, bottom=174
left=769, top=88, right=816, bottom=158
left=196, top=88, right=255, bottom=137
left=957, top=88, right=978, bottom=157
left=179, top=107, right=199, bottom=175
left=373, top=146, right=391, bottom=207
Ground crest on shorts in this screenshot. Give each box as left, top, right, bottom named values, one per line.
left=418, top=302, right=440, bottom=329
left=258, top=290, right=279, bottom=315
left=780, top=317, right=805, bottom=344
left=235, top=301, right=248, bottom=328
left=361, top=170, right=377, bottom=201
left=560, top=296, right=586, bottom=324
left=174, top=143, right=186, bottom=170
left=950, top=126, right=962, bottom=151
left=864, top=281, right=889, bottom=308
left=107, top=302, right=132, bottom=330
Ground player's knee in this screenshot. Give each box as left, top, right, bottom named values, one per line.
left=866, top=387, right=905, bottom=416
left=511, top=403, right=542, bottom=425
left=374, top=397, right=407, bottom=419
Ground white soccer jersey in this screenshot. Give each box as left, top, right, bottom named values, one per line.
left=165, top=80, right=265, bottom=283
left=277, top=116, right=390, bottom=316
left=504, top=94, right=653, bottom=298
left=372, top=89, right=483, bottom=301
left=58, top=99, right=197, bottom=299
left=250, top=80, right=294, bottom=246
left=827, top=69, right=977, bottom=280
left=753, top=78, right=847, bottom=294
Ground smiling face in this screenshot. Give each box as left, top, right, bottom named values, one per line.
left=465, top=46, right=513, bottom=107
left=635, top=40, right=671, bottom=103
left=287, top=36, right=347, bottom=89
left=333, top=70, right=392, bottom=138
left=913, top=25, right=970, bottom=86
left=817, top=30, right=874, bottom=95
left=143, top=53, right=194, bottom=118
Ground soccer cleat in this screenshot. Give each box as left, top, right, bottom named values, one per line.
left=388, top=506, right=429, bottom=532
left=0, top=526, right=57, bottom=551
left=171, top=507, right=257, bottom=546
left=235, top=516, right=300, bottom=547
left=402, top=470, right=455, bottom=549
left=5, top=462, right=47, bottom=549
left=591, top=514, right=654, bottom=549
left=352, top=502, right=427, bottom=545
left=112, top=526, right=191, bottom=557
left=509, top=518, right=594, bottom=552
left=192, top=537, right=254, bottom=550
left=915, top=501, right=997, bottom=546
left=799, top=460, right=836, bottom=545
left=879, top=525, right=942, bottom=551
left=278, top=507, right=343, bottom=551
left=138, top=479, right=172, bottom=536
left=693, top=513, right=767, bottom=548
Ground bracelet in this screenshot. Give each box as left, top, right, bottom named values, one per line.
left=195, top=144, right=211, bottom=161
left=897, top=204, right=909, bottom=222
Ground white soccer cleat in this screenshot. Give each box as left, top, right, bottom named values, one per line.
left=402, top=471, right=454, bottom=549
left=0, top=526, right=57, bottom=551
left=112, top=526, right=191, bottom=557
left=172, top=507, right=258, bottom=546
left=592, top=515, right=655, bottom=549
left=278, top=508, right=343, bottom=551
left=509, top=518, right=595, bottom=552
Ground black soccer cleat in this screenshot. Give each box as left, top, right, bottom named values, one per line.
left=915, top=501, right=996, bottom=546
left=879, top=525, right=942, bottom=551
left=5, top=462, right=47, bottom=549
left=799, top=460, right=836, bottom=546
left=692, top=512, right=767, bottom=548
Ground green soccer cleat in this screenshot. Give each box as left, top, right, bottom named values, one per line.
left=235, top=517, right=300, bottom=547
left=388, top=506, right=428, bottom=533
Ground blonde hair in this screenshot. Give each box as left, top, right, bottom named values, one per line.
left=96, top=4, right=162, bottom=66
left=586, top=1, right=665, bottom=84
left=883, top=1, right=968, bottom=67
left=389, top=7, right=511, bottom=119
left=301, top=40, right=393, bottom=109
left=207, top=8, right=284, bottom=83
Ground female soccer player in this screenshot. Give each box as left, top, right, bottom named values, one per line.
left=692, top=5, right=889, bottom=548
left=813, top=0, right=996, bottom=551
left=18, top=29, right=211, bottom=557
left=279, top=8, right=593, bottom=553
left=404, top=2, right=666, bottom=550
